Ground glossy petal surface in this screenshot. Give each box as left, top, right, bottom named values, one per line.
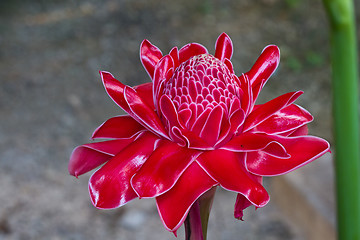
left=243, top=91, right=303, bottom=132
left=131, top=140, right=200, bottom=198
left=92, top=115, right=145, bottom=139
left=88, top=133, right=158, bottom=209
left=140, top=39, right=163, bottom=79
left=134, top=82, right=155, bottom=109
left=215, top=32, right=233, bottom=61
left=246, top=45, right=280, bottom=86
left=221, top=132, right=289, bottom=158
left=71, top=33, right=330, bottom=233
left=178, top=43, right=208, bottom=63
left=251, top=104, right=313, bottom=134
left=156, top=162, right=217, bottom=232
left=124, top=86, right=168, bottom=138
left=100, top=71, right=130, bottom=112
left=246, top=135, right=330, bottom=176
left=197, top=150, right=269, bottom=207
left=69, top=138, right=137, bottom=177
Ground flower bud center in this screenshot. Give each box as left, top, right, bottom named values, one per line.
left=163, top=54, right=239, bottom=118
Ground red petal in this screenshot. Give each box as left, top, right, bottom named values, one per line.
left=200, top=105, right=224, bottom=146
left=140, top=39, right=163, bottom=79
left=197, top=150, right=269, bottom=207
left=246, top=45, right=280, bottom=87
left=131, top=140, right=200, bottom=198
left=153, top=55, right=174, bottom=109
left=191, top=108, right=212, bottom=135
left=169, top=47, right=180, bottom=68
left=215, top=32, right=233, bottom=61
left=124, top=86, right=168, bottom=139
left=172, top=126, right=212, bottom=150
left=234, top=194, right=253, bottom=220
left=234, top=174, right=262, bottom=220
left=289, top=124, right=308, bottom=136
left=159, top=95, right=183, bottom=129
left=221, top=132, right=289, bottom=158
left=69, top=138, right=135, bottom=177
left=88, top=133, right=159, bottom=209
left=100, top=71, right=130, bottom=112
left=252, top=104, right=313, bottom=134
left=251, top=78, right=266, bottom=105
left=246, top=135, right=330, bottom=176
left=243, top=91, right=303, bottom=132
left=134, top=82, right=155, bottom=110
left=92, top=115, right=145, bottom=139
left=178, top=43, right=208, bottom=64
left=156, top=162, right=217, bottom=232
left=238, top=74, right=253, bottom=115
left=216, top=109, right=245, bottom=147
left=224, top=58, right=234, bottom=73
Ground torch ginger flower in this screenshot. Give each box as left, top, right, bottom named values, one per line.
left=69, top=33, right=330, bottom=234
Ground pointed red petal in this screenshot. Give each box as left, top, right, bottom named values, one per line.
left=153, top=55, right=174, bottom=109
left=221, top=132, right=289, bottom=158
left=246, top=45, right=280, bottom=87
left=159, top=95, right=183, bottom=129
left=234, top=193, right=253, bottom=220
left=243, top=91, right=303, bottom=132
left=92, top=115, right=145, bottom=139
left=156, top=162, right=217, bottom=232
left=215, top=32, right=233, bottom=61
left=171, top=126, right=212, bottom=150
left=88, top=133, right=159, bottom=209
left=131, top=140, right=200, bottom=198
left=178, top=43, right=208, bottom=64
left=134, top=82, right=155, bottom=110
left=200, top=105, right=224, bottom=146
left=197, top=150, right=269, bottom=207
left=234, top=174, right=262, bottom=220
left=169, top=47, right=180, bottom=68
left=252, top=104, right=313, bottom=134
left=140, top=39, right=163, bottom=79
left=124, top=86, right=168, bottom=139
left=238, top=74, right=253, bottom=115
left=216, top=108, right=245, bottom=147
left=289, top=124, right=308, bottom=136
left=246, top=135, right=330, bottom=176
left=100, top=71, right=130, bottom=112
left=224, top=58, right=234, bottom=73
left=69, top=138, right=137, bottom=177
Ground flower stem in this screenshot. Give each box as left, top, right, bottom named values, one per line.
left=322, top=0, right=360, bottom=239
left=185, top=187, right=216, bottom=240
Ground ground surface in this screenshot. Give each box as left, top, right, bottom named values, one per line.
left=0, top=0, right=359, bottom=239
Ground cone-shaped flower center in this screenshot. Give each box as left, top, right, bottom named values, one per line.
left=163, top=54, right=240, bottom=129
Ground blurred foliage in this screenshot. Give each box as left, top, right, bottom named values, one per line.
left=285, top=56, right=303, bottom=72
left=305, top=51, right=325, bottom=67
left=285, top=0, right=301, bottom=9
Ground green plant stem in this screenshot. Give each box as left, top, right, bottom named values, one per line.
left=322, top=0, right=360, bottom=239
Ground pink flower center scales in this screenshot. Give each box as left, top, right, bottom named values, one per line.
left=161, top=54, right=245, bottom=149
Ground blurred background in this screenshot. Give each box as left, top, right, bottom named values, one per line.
left=0, top=0, right=359, bottom=239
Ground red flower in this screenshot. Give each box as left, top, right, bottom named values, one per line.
left=69, top=33, right=330, bottom=233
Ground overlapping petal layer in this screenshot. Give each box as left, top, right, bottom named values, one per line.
left=88, top=133, right=159, bottom=209
left=156, top=162, right=217, bottom=232
left=246, top=135, right=330, bottom=176
left=131, top=140, right=200, bottom=198
left=70, top=32, right=330, bottom=234
left=197, top=150, right=270, bottom=208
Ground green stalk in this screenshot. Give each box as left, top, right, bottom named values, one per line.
left=322, top=0, right=360, bottom=239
